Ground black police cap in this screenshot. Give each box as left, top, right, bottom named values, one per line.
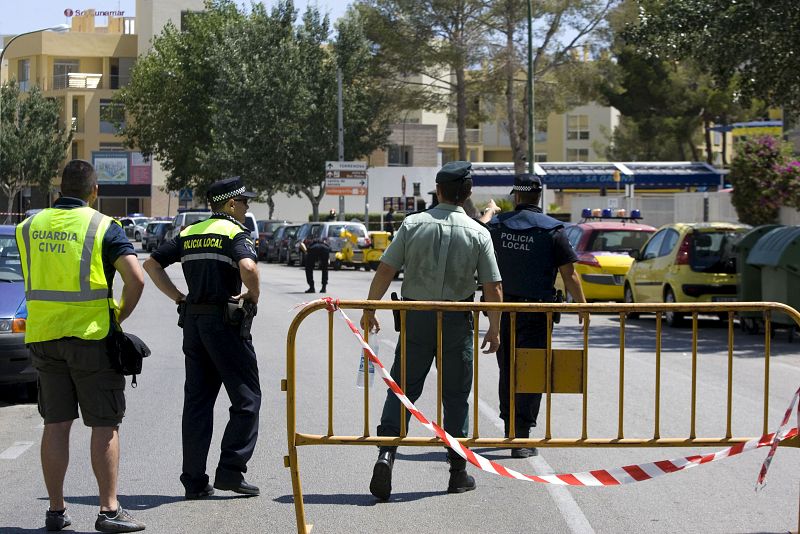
left=206, top=177, right=256, bottom=203
left=511, top=173, right=542, bottom=195
left=435, top=161, right=472, bottom=183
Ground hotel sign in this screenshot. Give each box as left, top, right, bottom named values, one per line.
left=64, top=8, right=126, bottom=17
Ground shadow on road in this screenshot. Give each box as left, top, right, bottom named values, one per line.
left=274, top=490, right=443, bottom=506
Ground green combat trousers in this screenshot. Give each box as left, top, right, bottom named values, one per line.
left=377, top=309, right=474, bottom=439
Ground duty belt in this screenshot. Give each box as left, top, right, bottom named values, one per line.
left=185, top=303, right=225, bottom=315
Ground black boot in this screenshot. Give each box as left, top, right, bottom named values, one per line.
left=446, top=449, right=475, bottom=494
left=320, top=284, right=327, bottom=293
left=369, top=447, right=395, bottom=500
left=510, top=426, right=537, bottom=458
left=305, top=286, right=315, bottom=293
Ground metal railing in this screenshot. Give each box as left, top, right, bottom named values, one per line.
left=443, top=127, right=482, bottom=144
left=284, top=301, right=800, bottom=533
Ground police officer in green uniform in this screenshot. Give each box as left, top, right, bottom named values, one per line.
left=17, top=160, right=146, bottom=532
left=481, top=173, right=586, bottom=457
left=360, top=161, right=503, bottom=500
left=143, top=177, right=262, bottom=500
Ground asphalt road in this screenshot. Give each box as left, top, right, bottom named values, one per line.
left=1, top=253, right=799, bottom=533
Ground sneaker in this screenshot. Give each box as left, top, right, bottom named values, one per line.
left=95, top=507, right=146, bottom=533
left=45, top=509, right=72, bottom=531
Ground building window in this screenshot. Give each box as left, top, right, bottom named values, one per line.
left=53, top=59, right=80, bottom=90
left=534, top=118, right=548, bottom=143
left=566, top=148, right=589, bottom=162
left=388, top=144, right=413, bottom=166
left=567, top=114, right=589, bottom=140
left=534, top=153, right=547, bottom=163
left=99, top=142, right=126, bottom=151
left=71, top=142, right=79, bottom=160
left=99, top=99, right=125, bottom=134
left=17, top=59, right=30, bottom=91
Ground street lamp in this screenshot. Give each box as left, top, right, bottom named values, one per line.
left=1, top=24, right=70, bottom=221
left=526, top=0, right=534, bottom=174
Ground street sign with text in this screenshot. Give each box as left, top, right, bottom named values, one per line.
left=325, top=161, right=368, bottom=196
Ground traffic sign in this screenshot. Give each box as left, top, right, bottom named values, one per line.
left=325, top=161, right=368, bottom=196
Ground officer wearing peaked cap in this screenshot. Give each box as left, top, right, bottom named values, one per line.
left=480, top=172, right=586, bottom=457
left=143, top=176, right=263, bottom=499
left=360, top=161, right=503, bottom=500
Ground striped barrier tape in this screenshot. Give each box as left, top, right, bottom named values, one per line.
left=318, top=297, right=799, bottom=487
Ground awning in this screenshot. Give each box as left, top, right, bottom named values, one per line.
left=470, top=162, right=724, bottom=190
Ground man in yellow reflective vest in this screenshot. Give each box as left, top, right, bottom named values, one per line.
left=143, top=176, right=262, bottom=500
left=16, top=160, right=145, bottom=532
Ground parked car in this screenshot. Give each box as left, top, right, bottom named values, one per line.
left=256, top=220, right=289, bottom=259
left=276, top=224, right=300, bottom=264
left=264, top=224, right=290, bottom=262
left=243, top=212, right=258, bottom=246
left=288, top=221, right=370, bottom=267
left=119, top=216, right=150, bottom=241
left=556, top=211, right=656, bottom=302
left=624, top=222, right=750, bottom=326
left=142, top=220, right=174, bottom=252
left=0, top=225, right=36, bottom=395
left=166, top=210, right=212, bottom=240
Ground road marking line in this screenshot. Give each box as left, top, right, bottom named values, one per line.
left=477, top=398, right=595, bottom=534
left=0, top=441, right=35, bottom=460
left=379, top=337, right=594, bottom=533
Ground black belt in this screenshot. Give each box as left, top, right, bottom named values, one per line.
left=402, top=294, right=475, bottom=303
left=186, top=303, right=225, bottom=315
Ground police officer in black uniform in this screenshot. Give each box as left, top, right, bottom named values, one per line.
left=303, top=236, right=330, bottom=293
left=482, top=173, right=586, bottom=457
left=143, top=177, right=262, bottom=499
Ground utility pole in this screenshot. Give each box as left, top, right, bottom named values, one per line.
left=337, top=68, right=345, bottom=221
left=526, top=0, right=534, bottom=175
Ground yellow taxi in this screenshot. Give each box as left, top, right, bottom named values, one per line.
left=623, top=222, right=750, bottom=326
left=558, top=209, right=656, bottom=301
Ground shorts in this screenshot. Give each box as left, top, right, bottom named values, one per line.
left=29, top=337, right=126, bottom=427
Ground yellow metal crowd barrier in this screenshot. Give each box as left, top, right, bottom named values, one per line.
left=284, top=301, right=800, bottom=534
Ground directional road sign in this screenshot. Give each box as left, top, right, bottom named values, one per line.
left=325, top=161, right=368, bottom=196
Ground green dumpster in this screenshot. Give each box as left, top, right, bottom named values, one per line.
left=746, top=225, right=800, bottom=327
left=736, top=225, right=782, bottom=333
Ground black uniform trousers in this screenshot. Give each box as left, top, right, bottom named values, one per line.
left=180, top=311, right=261, bottom=492
left=305, top=245, right=329, bottom=288
left=497, top=298, right=547, bottom=438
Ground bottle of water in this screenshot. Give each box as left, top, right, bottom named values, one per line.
left=356, top=334, right=378, bottom=388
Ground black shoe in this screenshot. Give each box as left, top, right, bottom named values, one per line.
left=305, top=287, right=315, bottom=294
left=447, top=468, right=476, bottom=494
left=369, top=448, right=395, bottom=500
left=185, top=483, right=215, bottom=500
left=95, top=507, right=146, bottom=533
left=320, top=285, right=327, bottom=293
left=45, top=509, right=72, bottom=531
left=213, top=479, right=260, bottom=496
left=511, top=447, right=538, bottom=458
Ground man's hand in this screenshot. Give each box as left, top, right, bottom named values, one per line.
left=481, top=325, right=500, bottom=354
left=361, top=310, right=380, bottom=334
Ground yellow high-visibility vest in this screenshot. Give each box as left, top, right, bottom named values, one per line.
left=16, top=206, right=117, bottom=342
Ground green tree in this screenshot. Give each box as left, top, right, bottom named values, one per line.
left=117, top=0, right=245, bottom=195
left=628, top=0, right=800, bottom=113
left=356, top=0, right=493, bottom=161
left=0, top=82, right=71, bottom=222
left=486, top=0, right=614, bottom=173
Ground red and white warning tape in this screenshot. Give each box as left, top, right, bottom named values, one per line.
left=317, top=297, right=799, bottom=487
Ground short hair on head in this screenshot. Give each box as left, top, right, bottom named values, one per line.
left=516, top=190, right=541, bottom=205
left=438, top=178, right=472, bottom=204
left=210, top=198, right=228, bottom=212
left=60, top=160, right=97, bottom=200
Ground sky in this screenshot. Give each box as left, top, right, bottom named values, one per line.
left=0, top=0, right=351, bottom=35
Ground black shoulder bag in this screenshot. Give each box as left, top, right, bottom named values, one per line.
left=108, top=326, right=151, bottom=387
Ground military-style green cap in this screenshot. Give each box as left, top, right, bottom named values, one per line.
left=435, top=161, right=472, bottom=183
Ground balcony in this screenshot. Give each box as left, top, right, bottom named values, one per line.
left=443, top=127, right=482, bottom=145
left=50, top=73, right=130, bottom=90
